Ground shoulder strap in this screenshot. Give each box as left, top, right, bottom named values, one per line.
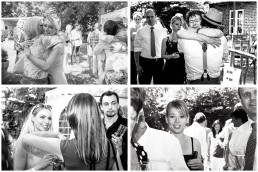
left=201, top=43, right=210, bottom=81
left=109, top=140, right=120, bottom=170
left=191, top=137, right=194, bottom=154
left=105, top=141, right=111, bottom=170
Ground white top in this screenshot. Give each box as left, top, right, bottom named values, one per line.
left=71, top=29, right=82, bottom=46
left=134, top=24, right=167, bottom=59
left=178, top=36, right=228, bottom=80
left=184, top=122, right=208, bottom=159
left=228, top=118, right=257, bottom=170
left=137, top=124, right=189, bottom=170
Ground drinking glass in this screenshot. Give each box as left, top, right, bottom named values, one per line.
left=131, top=161, right=152, bottom=171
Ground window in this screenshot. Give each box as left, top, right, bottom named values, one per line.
left=229, top=10, right=244, bottom=35
left=59, top=109, right=71, bottom=138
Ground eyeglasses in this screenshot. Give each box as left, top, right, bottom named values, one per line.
left=134, top=18, right=140, bottom=21
left=189, top=19, right=200, bottom=24
left=33, top=103, right=52, bottom=113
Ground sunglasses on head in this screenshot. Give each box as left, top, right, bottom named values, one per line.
left=33, top=103, right=52, bottom=113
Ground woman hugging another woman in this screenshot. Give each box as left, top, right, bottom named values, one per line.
left=94, top=20, right=127, bottom=85
left=23, top=15, right=67, bottom=84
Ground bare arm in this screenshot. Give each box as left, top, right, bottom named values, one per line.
left=94, top=42, right=108, bottom=55
left=14, top=139, right=28, bottom=170
left=23, top=134, right=63, bottom=161
left=27, top=45, right=61, bottom=71
left=207, top=134, right=211, bottom=162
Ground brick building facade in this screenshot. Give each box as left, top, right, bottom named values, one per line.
left=211, top=2, right=256, bottom=36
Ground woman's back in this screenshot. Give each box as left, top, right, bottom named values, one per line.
left=60, top=139, right=115, bottom=170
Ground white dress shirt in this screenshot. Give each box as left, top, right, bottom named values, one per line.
left=178, top=36, right=228, bottom=80
left=137, top=124, right=189, bottom=170
left=134, top=24, right=167, bottom=59
left=228, top=118, right=257, bottom=170
left=184, top=122, right=208, bottom=159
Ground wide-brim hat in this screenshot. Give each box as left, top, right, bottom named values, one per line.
left=201, top=8, right=224, bottom=27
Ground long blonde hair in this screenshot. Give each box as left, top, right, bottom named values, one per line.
left=23, top=16, right=43, bottom=40
left=16, top=104, right=53, bottom=153
left=66, top=93, right=107, bottom=165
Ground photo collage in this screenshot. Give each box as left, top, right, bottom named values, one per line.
left=1, top=1, right=257, bottom=171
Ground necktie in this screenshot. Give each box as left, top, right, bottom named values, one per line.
left=150, top=27, right=156, bottom=57
left=201, top=42, right=210, bottom=81
left=131, top=139, right=149, bottom=170
left=244, top=122, right=257, bottom=170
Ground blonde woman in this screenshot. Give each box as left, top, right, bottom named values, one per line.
left=22, top=93, right=120, bottom=170
left=25, top=15, right=67, bottom=84
left=166, top=100, right=204, bottom=170
left=14, top=104, right=55, bottom=170
left=20, top=16, right=50, bottom=84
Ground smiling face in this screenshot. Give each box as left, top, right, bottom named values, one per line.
left=189, top=14, right=202, bottom=28
left=43, top=18, right=57, bottom=36
left=32, top=108, right=52, bottom=131
left=239, top=88, right=257, bottom=121
left=101, top=95, right=119, bottom=118
left=167, top=108, right=188, bottom=134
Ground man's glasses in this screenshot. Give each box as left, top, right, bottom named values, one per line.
left=189, top=19, right=200, bottom=24
left=33, top=103, right=52, bottom=113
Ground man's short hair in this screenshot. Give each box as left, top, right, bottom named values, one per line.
left=186, top=10, right=204, bottom=25
left=145, top=9, right=155, bottom=17
left=131, top=88, right=145, bottom=114
left=194, top=112, right=206, bottom=123
left=100, top=91, right=119, bottom=105
left=230, top=109, right=248, bottom=124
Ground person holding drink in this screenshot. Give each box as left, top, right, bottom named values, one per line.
left=100, top=91, right=127, bottom=170
left=161, top=16, right=186, bottom=84
left=166, top=100, right=203, bottom=170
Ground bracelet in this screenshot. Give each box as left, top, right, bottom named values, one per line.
left=196, top=28, right=201, bottom=33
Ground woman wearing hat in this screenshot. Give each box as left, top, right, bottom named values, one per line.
left=25, top=15, right=67, bottom=84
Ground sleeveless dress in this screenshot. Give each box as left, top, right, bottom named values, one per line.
left=163, top=37, right=186, bottom=84
left=60, top=138, right=115, bottom=170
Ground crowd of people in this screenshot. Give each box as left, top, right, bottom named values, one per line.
left=131, top=6, right=230, bottom=84
left=11, top=14, right=128, bottom=85
left=2, top=90, right=128, bottom=170
left=130, top=87, right=256, bottom=170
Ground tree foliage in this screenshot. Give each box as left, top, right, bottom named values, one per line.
left=142, top=87, right=240, bottom=131
left=2, top=87, right=55, bottom=139
left=1, top=2, right=127, bottom=38
left=130, top=1, right=204, bottom=33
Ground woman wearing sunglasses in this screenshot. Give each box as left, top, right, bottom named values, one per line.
left=14, top=103, right=56, bottom=170
left=21, top=93, right=120, bottom=170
